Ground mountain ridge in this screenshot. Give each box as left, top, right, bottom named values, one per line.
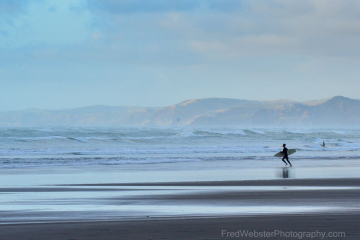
left=0, top=96, right=359, bottom=127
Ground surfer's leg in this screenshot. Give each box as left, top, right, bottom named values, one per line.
left=282, top=156, right=287, bottom=165
left=285, top=157, right=292, bottom=166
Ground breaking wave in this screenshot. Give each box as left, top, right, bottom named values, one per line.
left=1, top=127, right=360, bottom=168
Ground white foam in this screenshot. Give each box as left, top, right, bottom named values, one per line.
left=248, top=129, right=266, bottom=134
left=200, top=130, right=247, bottom=135
left=329, top=130, right=346, bottom=135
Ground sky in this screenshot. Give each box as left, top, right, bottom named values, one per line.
left=0, top=0, right=360, bottom=110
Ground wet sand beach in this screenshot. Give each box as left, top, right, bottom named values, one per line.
left=1, top=175, right=360, bottom=239
left=1, top=213, right=359, bottom=240
left=1, top=157, right=360, bottom=239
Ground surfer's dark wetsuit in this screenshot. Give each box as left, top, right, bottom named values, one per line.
left=281, top=147, right=292, bottom=166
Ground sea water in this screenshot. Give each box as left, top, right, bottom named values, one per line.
left=1, top=127, right=360, bottom=169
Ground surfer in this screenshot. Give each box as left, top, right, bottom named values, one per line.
left=322, top=141, right=325, bottom=147
left=281, top=143, right=292, bottom=167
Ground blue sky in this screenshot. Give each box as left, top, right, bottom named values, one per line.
left=1, top=0, right=360, bottom=110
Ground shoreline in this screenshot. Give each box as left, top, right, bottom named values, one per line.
left=58, top=177, right=360, bottom=186
left=2, top=158, right=360, bottom=188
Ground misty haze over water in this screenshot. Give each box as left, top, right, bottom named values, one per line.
left=0, top=96, right=359, bottom=128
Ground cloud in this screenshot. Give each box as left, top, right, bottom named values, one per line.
left=83, top=0, right=360, bottom=63
left=88, top=0, right=199, bottom=14
left=87, top=0, right=243, bottom=14
left=3, top=0, right=359, bottom=62
left=181, top=0, right=360, bottom=59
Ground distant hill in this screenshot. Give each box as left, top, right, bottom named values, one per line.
left=0, top=96, right=359, bottom=127
left=146, top=98, right=259, bottom=126
left=252, top=96, right=360, bottom=126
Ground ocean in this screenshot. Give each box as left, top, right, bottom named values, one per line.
left=1, top=127, right=360, bottom=169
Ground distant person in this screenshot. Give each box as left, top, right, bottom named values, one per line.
left=281, top=143, right=292, bottom=167
left=322, top=141, right=325, bottom=147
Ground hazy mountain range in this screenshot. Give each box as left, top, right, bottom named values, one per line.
left=0, top=96, right=359, bottom=127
